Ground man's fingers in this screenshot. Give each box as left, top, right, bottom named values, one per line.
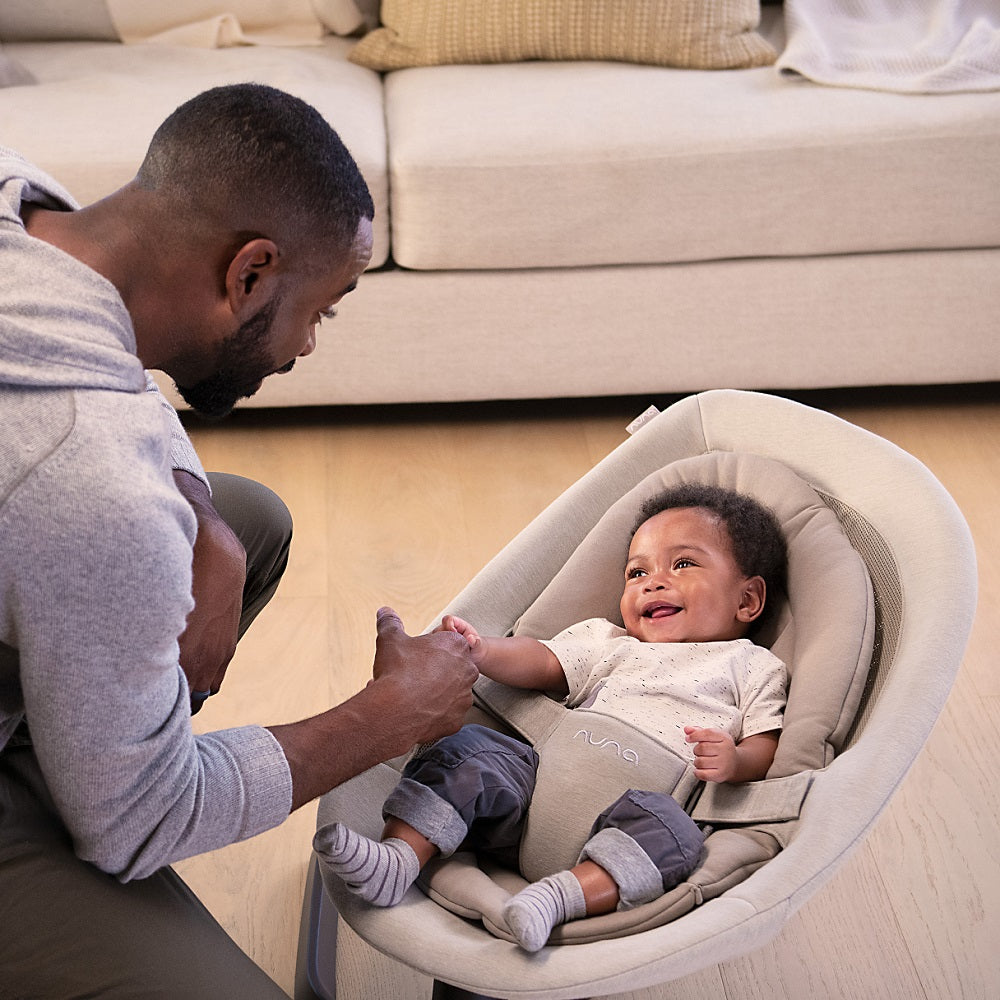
left=376, top=606, right=406, bottom=637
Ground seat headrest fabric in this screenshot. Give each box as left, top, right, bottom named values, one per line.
left=514, top=452, right=876, bottom=775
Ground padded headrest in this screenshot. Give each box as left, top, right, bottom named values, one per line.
left=513, top=452, right=875, bottom=775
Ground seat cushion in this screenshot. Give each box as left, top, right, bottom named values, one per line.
left=383, top=9, right=1000, bottom=269
left=513, top=451, right=876, bottom=775
left=0, top=37, right=391, bottom=266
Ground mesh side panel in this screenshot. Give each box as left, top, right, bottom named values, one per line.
left=819, top=492, right=904, bottom=749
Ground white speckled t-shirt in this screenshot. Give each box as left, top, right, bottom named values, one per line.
left=541, top=618, right=786, bottom=763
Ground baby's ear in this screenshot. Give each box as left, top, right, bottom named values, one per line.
left=738, top=576, right=766, bottom=622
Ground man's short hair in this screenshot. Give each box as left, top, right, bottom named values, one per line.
left=137, top=84, right=374, bottom=254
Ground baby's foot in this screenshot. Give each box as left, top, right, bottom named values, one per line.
left=501, top=870, right=586, bottom=952
left=313, top=822, right=419, bottom=907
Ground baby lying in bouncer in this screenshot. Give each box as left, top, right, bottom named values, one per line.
left=315, top=483, right=788, bottom=952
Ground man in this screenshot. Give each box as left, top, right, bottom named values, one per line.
left=0, top=84, right=478, bottom=996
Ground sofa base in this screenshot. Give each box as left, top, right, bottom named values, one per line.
left=158, top=245, right=998, bottom=408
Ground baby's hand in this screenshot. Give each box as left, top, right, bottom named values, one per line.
left=684, top=726, right=739, bottom=783
left=436, top=614, right=486, bottom=663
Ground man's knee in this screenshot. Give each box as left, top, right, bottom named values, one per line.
left=207, top=472, right=293, bottom=556
left=205, top=472, right=293, bottom=633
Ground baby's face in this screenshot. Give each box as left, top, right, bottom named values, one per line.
left=620, top=507, right=762, bottom=644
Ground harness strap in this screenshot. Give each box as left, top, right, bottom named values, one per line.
left=474, top=677, right=814, bottom=833
left=473, top=676, right=565, bottom=746
left=690, top=770, right=813, bottom=825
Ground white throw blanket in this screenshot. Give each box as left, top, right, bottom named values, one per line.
left=777, top=0, right=1000, bottom=94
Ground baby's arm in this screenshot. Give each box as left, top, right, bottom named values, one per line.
left=683, top=727, right=779, bottom=784
left=436, top=615, right=568, bottom=696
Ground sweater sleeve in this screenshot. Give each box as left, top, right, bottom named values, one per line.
left=10, top=390, right=291, bottom=880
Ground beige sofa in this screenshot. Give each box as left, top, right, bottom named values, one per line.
left=2, top=1, right=998, bottom=408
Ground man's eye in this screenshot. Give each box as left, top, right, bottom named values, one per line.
left=318, top=307, right=338, bottom=323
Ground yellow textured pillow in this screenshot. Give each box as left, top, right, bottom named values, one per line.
left=349, top=0, right=776, bottom=71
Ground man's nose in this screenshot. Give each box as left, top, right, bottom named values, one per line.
left=300, top=328, right=317, bottom=357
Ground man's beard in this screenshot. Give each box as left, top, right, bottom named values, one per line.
left=174, top=298, right=293, bottom=419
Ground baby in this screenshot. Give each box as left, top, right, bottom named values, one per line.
left=315, top=484, right=788, bottom=951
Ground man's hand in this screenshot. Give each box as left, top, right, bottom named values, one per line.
left=372, top=607, right=479, bottom=745
left=268, top=607, right=479, bottom=811
left=173, top=470, right=247, bottom=712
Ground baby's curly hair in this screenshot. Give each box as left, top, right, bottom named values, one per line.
left=634, top=484, right=788, bottom=633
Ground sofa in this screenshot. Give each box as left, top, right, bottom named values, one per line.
left=2, top=0, right=998, bottom=408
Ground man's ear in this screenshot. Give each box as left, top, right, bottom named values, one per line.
left=737, top=576, right=767, bottom=623
left=225, top=238, right=279, bottom=314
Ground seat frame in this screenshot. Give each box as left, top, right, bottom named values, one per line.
left=295, top=390, right=977, bottom=1000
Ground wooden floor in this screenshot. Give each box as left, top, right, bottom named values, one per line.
left=174, top=385, right=999, bottom=1000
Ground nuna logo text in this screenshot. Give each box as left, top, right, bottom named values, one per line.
left=573, top=729, right=639, bottom=764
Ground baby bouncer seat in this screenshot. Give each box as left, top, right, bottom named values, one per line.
left=295, top=389, right=976, bottom=1000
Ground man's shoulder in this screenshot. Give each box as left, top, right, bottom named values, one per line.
left=0, top=385, right=75, bottom=506
left=2, top=382, right=176, bottom=515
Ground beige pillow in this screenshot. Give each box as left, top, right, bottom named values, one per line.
left=312, top=0, right=378, bottom=36
left=349, top=0, right=777, bottom=71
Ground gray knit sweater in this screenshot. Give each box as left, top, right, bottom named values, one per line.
left=0, top=149, right=292, bottom=880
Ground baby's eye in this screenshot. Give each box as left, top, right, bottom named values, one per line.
left=626, top=567, right=646, bottom=580
left=674, top=558, right=696, bottom=570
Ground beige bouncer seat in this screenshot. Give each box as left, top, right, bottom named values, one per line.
left=296, top=389, right=977, bottom=1000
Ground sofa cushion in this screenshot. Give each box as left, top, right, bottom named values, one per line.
left=104, top=1, right=325, bottom=45
left=0, top=38, right=391, bottom=266
left=0, top=0, right=118, bottom=42
left=0, top=49, right=35, bottom=86
left=350, top=0, right=776, bottom=71
left=0, top=1, right=371, bottom=44
left=383, top=9, right=1000, bottom=269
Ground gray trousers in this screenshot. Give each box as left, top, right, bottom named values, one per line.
left=0, top=473, right=292, bottom=999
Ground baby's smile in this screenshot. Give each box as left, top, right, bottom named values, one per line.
left=643, top=602, right=681, bottom=619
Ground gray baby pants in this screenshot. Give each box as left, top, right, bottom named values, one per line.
left=384, top=724, right=704, bottom=903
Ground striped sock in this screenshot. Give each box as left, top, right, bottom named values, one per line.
left=501, top=870, right=587, bottom=952
left=313, top=822, right=420, bottom=907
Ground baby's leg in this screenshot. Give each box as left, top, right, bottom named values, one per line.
left=502, top=790, right=703, bottom=951
left=315, top=725, right=537, bottom=908
left=501, top=860, right=617, bottom=952
left=313, top=819, right=429, bottom=907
